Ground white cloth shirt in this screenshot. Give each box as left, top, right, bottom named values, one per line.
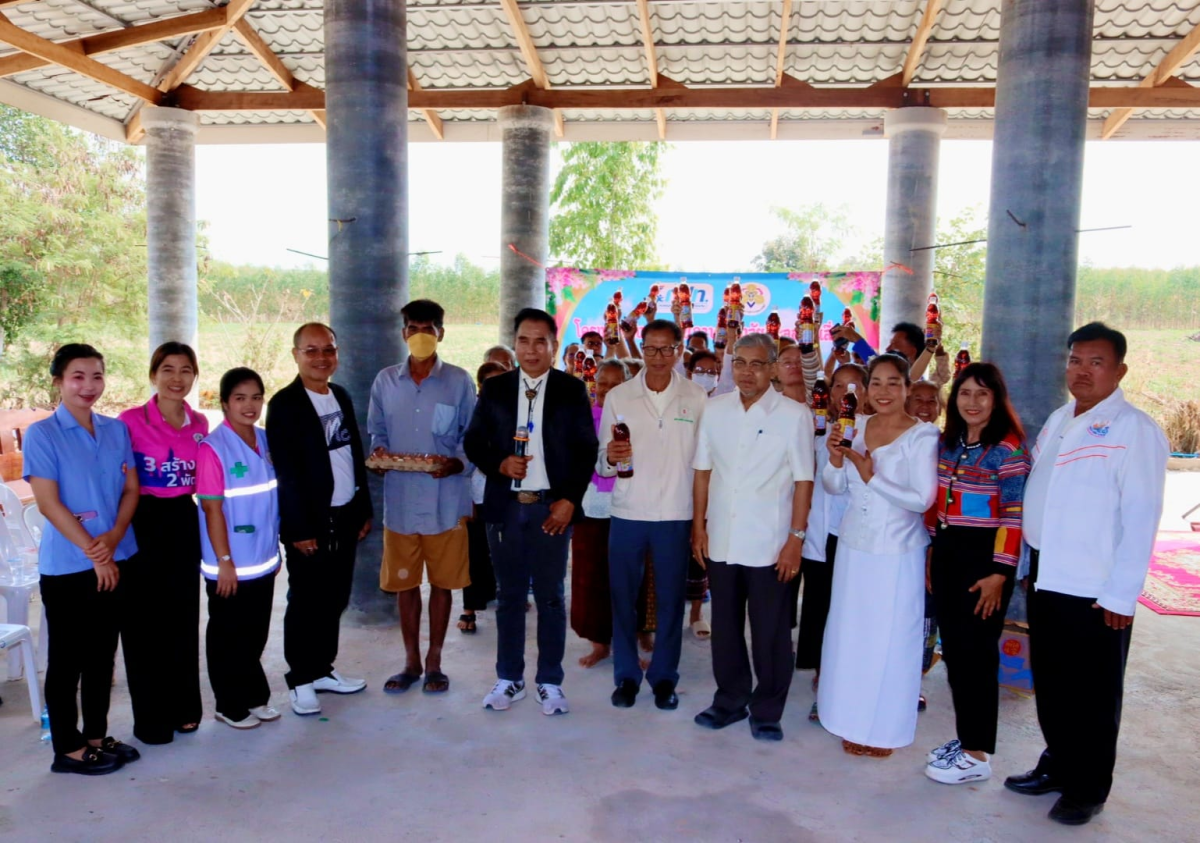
left=693, top=387, right=815, bottom=567
left=1022, top=388, right=1168, bottom=615
left=822, top=417, right=938, bottom=556
left=305, top=387, right=356, bottom=507
left=512, top=368, right=551, bottom=492
left=802, top=432, right=850, bottom=561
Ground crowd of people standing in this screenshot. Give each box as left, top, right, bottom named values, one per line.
left=21, top=296, right=1168, bottom=828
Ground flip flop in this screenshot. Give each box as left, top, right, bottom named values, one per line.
left=690, top=620, right=712, bottom=640
left=808, top=702, right=820, bottom=723
left=422, top=671, right=450, bottom=694
left=383, top=672, right=422, bottom=694
left=457, top=613, right=477, bottom=634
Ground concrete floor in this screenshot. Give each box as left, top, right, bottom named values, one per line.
left=1, top=473, right=1198, bottom=842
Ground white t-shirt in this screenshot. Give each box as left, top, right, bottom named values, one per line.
left=306, top=387, right=356, bottom=507
left=512, top=368, right=551, bottom=492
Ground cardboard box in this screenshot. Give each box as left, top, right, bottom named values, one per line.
left=998, top=622, right=1034, bottom=695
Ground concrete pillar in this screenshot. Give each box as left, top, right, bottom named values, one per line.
left=982, top=0, right=1094, bottom=432
left=880, top=107, right=947, bottom=334
left=498, top=105, right=553, bottom=342
left=325, top=0, right=407, bottom=622
left=144, top=107, right=198, bottom=355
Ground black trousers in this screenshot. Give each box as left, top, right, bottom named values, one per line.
left=708, top=559, right=795, bottom=723
left=283, top=504, right=359, bottom=689
left=462, top=509, right=496, bottom=612
left=205, top=575, right=275, bottom=720
left=120, top=495, right=203, bottom=743
left=1029, top=550, right=1132, bottom=805
left=40, top=568, right=120, bottom=756
left=930, top=526, right=1014, bottom=755
left=795, top=534, right=838, bottom=671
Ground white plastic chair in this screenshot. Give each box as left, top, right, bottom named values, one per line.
left=0, top=484, right=35, bottom=550
left=23, top=502, right=45, bottom=547
left=0, top=624, right=42, bottom=723
left=0, top=519, right=40, bottom=680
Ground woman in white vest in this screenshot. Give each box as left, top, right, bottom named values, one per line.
left=196, top=368, right=282, bottom=729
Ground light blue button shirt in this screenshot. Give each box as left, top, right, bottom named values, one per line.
left=367, top=357, right=477, bottom=535
left=22, top=405, right=139, bottom=576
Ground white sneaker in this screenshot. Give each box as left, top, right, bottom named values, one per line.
left=290, top=684, right=322, bottom=716
left=536, top=683, right=569, bottom=716
left=250, top=705, right=282, bottom=722
left=925, top=748, right=992, bottom=785
left=927, top=738, right=962, bottom=764
left=215, top=712, right=260, bottom=730
left=312, top=670, right=367, bottom=694
left=482, top=679, right=526, bottom=711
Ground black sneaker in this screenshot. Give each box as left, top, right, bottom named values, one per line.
left=51, top=746, right=124, bottom=776
left=97, top=737, right=141, bottom=764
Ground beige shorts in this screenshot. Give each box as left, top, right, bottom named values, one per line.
left=380, top=519, right=470, bottom=592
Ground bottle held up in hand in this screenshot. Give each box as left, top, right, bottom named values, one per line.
left=925, top=292, right=941, bottom=350
left=837, top=382, right=859, bottom=446
left=613, top=415, right=634, bottom=478
left=811, top=375, right=830, bottom=437
left=955, top=342, right=971, bottom=380
left=798, top=295, right=816, bottom=353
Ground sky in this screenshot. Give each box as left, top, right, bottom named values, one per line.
left=194, top=138, right=1200, bottom=273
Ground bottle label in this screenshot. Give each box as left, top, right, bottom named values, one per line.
left=801, top=327, right=814, bottom=345
left=839, top=418, right=855, bottom=440
left=617, top=458, right=632, bottom=473
left=815, top=410, right=827, bottom=432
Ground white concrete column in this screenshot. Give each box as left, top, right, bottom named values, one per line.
left=143, top=106, right=199, bottom=355
left=498, top=105, right=553, bottom=342
left=880, top=106, right=947, bottom=334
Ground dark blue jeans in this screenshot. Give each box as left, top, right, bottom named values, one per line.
left=486, top=500, right=571, bottom=686
left=608, top=517, right=691, bottom=688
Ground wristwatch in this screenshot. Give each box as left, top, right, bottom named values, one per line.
left=218, top=554, right=232, bottom=563
left=788, top=528, right=806, bottom=541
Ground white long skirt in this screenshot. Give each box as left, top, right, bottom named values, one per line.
left=817, top=543, right=925, bottom=749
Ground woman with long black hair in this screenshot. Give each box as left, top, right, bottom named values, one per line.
left=924, top=362, right=1030, bottom=785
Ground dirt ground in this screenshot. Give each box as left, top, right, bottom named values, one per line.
left=1, top=472, right=1197, bottom=842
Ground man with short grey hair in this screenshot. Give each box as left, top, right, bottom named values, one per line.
left=483, top=345, right=516, bottom=371
left=691, top=332, right=814, bottom=741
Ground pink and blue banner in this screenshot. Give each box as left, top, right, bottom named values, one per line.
left=545, top=269, right=882, bottom=354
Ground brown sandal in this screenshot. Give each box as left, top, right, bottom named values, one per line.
left=842, top=740, right=867, bottom=756
left=864, top=745, right=894, bottom=758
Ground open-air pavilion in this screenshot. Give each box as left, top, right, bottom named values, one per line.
left=1, top=3, right=1200, bottom=839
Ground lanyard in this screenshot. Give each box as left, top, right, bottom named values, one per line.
left=522, top=378, right=543, bottom=433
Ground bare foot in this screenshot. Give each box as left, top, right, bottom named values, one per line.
left=689, top=600, right=703, bottom=625
left=578, top=642, right=610, bottom=668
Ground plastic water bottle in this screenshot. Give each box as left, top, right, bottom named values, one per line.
left=40, top=707, right=51, bottom=745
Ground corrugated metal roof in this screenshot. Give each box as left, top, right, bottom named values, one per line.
left=0, top=0, right=1197, bottom=141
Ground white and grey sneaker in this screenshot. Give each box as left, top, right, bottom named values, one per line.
left=536, top=683, right=569, bottom=716
left=290, top=684, right=321, bottom=716
left=483, top=679, right=526, bottom=711
left=925, top=748, right=992, bottom=785
left=250, top=705, right=282, bottom=722
left=927, top=738, right=962, bottom=764
left=313, top=670, right=367, bottom=694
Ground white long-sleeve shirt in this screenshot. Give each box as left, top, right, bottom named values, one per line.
left=1023, top=388, right=1168, bottom=615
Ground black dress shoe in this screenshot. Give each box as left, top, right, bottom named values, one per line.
left=96, top=737, right=141, bottom=763
left=1004, top=768, right=1063, bottom=796
left=611, top=679, right=639, bottom=708
left=749, top=717, right=784, bottom=742
left=693, top=705, right=749, bottom=730
left=652, top=681, right=678, bottom=711
left=1049, top=796, right=1104, bottom=826
left=51, top=746, right=124, bottom=776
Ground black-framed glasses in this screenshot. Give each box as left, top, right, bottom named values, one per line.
left=732, top=358, right=770, bottom=372
left=642, top=344, right=679, bottom=358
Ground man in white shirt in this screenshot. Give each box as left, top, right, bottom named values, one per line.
left=690, top=333, right=815, bottom=741
left=1005, top=323, right=1168, bottom=827
left=598, top=319, right=708, bottom=711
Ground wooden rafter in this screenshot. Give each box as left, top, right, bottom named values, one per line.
left=124, top=107, right=144, bottom=143
left=769, top=0, right=794, bottom=140
left=309, top=109, right=326, bottom=128
left=497, top=0, right=548, bottom=89
left=156, top=0, right=257, bottom=93
left=0, top=9, right=227, bottom=79
left=407, top=66, right=444, bottom=140
left=232, top=19, right=294, bottom=90
left=901, top=0, right=943, bottom=88
left=634, top=0, right=666, bottom=139
left=0, top=12, right=163, bottom=103
left=173, top=81, right=1200, bottom=114
left=1102, top=23, right=1200, bottom=139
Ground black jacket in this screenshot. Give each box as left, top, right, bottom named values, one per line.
left=464, top=368, right=598, bottom=524
left=265, top=376, right=373, bottom=544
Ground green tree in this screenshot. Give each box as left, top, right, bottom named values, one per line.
left=0, top=259, right=43, bottom=347
left=753, top=203, right=852, bottom=272
left=549, top=141, right=667, bottom=269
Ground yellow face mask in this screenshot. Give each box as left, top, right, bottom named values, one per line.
left=406, top=332, right=438, bottom=361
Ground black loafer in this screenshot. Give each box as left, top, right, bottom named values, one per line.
left=96, top=737, right=141, bottom=764
left=1004, top=768, right=1063, bottom=796
left=652, top=681, right=678, bottom=711
left=749, top=717, right=784, bottom=742
left=611, top=679, right=639, bottom=708
left=1049, top=797, right=1104, bottom=826
left=693, top=705, right=749, bottom=730
left=51, top=746, right=124, bottom=776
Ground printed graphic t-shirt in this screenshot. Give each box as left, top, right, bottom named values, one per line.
left=307, top=387, right=356, bottom=506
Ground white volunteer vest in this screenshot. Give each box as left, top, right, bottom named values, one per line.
left=199, top=424, right=281, bottom=581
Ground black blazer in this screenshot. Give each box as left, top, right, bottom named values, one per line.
left=265, top=376, right=373, bottom=544
left=464, top=368, right=598, bottom=524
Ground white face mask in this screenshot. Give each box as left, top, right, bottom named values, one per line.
left=693, top=373, right=719, bottom=393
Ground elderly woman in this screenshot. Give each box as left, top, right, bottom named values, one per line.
left=819, top=353, right=938, bottom=758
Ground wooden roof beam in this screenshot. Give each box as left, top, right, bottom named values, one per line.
left=498, top=0, right=548, bottom=89
left=1102, top=22, right=1200, bottom=139
left=634, top=0, right=665, bottom=138
left=0, top=12, right=163, bottom=103
left=232, top=18, right=294, bottom=90
left=901, top=0, right=943, bottom=88
left=407, top=66, right=444, bottom=140
left=156, top=0, right=258, bottom=93
left=769, top=0, right=793, bottom=140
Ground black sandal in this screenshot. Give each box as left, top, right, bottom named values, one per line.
left=457, top=613, right=477, bottom=634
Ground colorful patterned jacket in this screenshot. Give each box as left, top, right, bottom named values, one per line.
left=927, top=432, right=1031, bottom=573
